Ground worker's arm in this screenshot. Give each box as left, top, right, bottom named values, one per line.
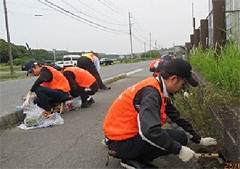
left=30, top=67, right=52, bottom=92
left=63, top=71, right=79, bottom=92
left=93, top=56, right=100, bottom=73
left=165, top=99, right=201, bottom=143
left=135, top=87, right=182, bottom=155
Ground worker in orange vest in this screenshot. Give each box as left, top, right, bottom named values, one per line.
left=103, top=59, right=217, bottom=168
left=24, top=61, right=70, bottom=117
left=149, top=55, right=172, bottom=77
left=63, top=67, right=98, bottom=108
left=77, top=52, right=111, bottom=90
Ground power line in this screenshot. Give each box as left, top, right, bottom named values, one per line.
left=60, top=0, right=127, bottom=27
left=37, top=0, right=128, bottom=34
left=101, top=0, right=127, bottom=14
left=97, top=0, right=125, bottom=16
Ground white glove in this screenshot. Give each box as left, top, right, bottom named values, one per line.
left=183, top=91, right=190, bottom=98
left=178, top=146, right=198, bottom=162
left=22, top=91, right=36, bottom=108
left=200, top=137, right=217, bottom=146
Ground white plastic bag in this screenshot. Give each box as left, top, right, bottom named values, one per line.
left=65, top=96, right=82, bottom=111
left=23, top=104, right=45, bottom=127
left=18, top=104, right=64, bottom=130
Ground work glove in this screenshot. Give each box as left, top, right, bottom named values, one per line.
left=178, top=146, right=198, bottom=162
left=199, top=137, right=217, bottom=146
left=22, top=91, right=36, bottom=108
left=183, top=91, right=190, bottom=98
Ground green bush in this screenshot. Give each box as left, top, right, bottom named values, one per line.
left=13, top=57, right=34, bottom=65
left=141, top=50, right=161, bottom=58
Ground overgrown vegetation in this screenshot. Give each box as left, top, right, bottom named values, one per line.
left=190, top=41, right=240, bottom=95
left=173, top=42, right=239, bottom=165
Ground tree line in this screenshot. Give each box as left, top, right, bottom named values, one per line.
left=0, top=39, right=54, bottom=65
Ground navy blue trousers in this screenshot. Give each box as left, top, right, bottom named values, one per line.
left=34, top=86, right=69, bottom=111
left=108, top=129, right=188, bottom=161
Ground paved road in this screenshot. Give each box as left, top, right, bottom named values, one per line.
left=0, top=68, right=205, bottom=169
left=0, top=61, right=151, bottom=118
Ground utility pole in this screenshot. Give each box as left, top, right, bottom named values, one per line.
left=144, top=42, right=146, bottom=58
left=128, top=11, right=133, bottom=59
left=149, top=33, right=152, bottom=58
left=3, top=0, right=14, bottom=75
left=53, top=49, right=56, bottom=62
left=192, top=3, right=195, bottom=32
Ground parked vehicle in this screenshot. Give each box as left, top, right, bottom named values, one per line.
left=63, top=55, right=81, bottom=67
left=100, top=58, right=113, bottom=65
left=43, top=60, right=55, bottom=66
left=55, top=61, right=64, bottom=68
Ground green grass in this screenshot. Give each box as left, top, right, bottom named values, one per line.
left=190, top=42, right=240, bottom=95
left=103, top=74, right=127, bottom=85
left=0, top=71, right=27, bottom=81
left=0, top=64, right=22, bottom=71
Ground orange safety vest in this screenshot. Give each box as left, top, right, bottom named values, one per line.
left=41, top=66, right=70, bottom=92
left=103, top=77, right=167, bottom=141
left=149, top=58, right=164, bottom=70
left=81, top=53, right=94, bottom=62
left=63, top=67, right=96, bottom=87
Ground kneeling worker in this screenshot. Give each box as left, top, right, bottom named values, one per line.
left=25, top=61, right=70, bottom=117
left=103, top=59, right=217, bottom=168
left=63, top=67, right=98, bottom=108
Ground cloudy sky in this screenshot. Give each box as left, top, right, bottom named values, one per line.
left=0, top=0, right=210, bottom=54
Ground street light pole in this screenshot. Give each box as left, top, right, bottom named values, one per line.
left=3, top=0, right=14, bottom=75
left=53, top=49, right=56, bottom=62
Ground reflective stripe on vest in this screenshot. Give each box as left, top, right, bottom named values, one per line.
left=41, top=66, right=70, bottom=92
left=63, top=67, right=96, bottom=87
left=103, top=76, right=167, bottom=141
left=82, top=53, right=94, bottom=62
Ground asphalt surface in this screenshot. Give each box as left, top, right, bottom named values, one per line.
left=0, top=67, right=205, bottom=169
left=0, top=61, right=151, bottom=130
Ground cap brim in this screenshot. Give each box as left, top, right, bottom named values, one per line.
left=26, top=68, right=33, bottom=76
left=186, top=76, right=198, bottom=87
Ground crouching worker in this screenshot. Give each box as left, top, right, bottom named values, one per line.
left=24, top=61, right=70, bottom=117
left=103, top=59, right=217, bottom=169
left=149, top=55, right=172, bottom=77
left=63, top=67, right=98, bottom=108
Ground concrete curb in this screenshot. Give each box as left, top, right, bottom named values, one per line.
left=0, top=109, right=25, bottom=131
left=0, top=69, right=144, bottom=131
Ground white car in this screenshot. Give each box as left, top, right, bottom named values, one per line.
left=55, top=61, right=64, bottom=68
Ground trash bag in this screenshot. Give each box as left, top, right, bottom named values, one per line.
left=65, top=96, right=82, bottom=111
left=23, top=104, right=45, bottom=127
left=18, top=104, right=64, bottom=130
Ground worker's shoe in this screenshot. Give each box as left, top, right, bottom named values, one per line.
left=87, top=97, right=95, bottom=105
left=81, top=97, right=95, bottom=108
left=120, top=159, right=158, bottom=169
left=101, top=86, right=111, bottom=90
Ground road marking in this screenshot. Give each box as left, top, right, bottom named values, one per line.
left=103, top=68, right=144, bottom=82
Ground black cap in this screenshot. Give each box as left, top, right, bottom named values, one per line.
left=24, top=61, right=37, bottom=76
left=157, top=55, right=173, bottom=71
left=163, top=59, right=198, bottom=87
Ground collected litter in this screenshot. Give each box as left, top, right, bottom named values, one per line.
left=18, top=92, right=82, bottom=130
left=18, top=104, right=64, bottom=130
